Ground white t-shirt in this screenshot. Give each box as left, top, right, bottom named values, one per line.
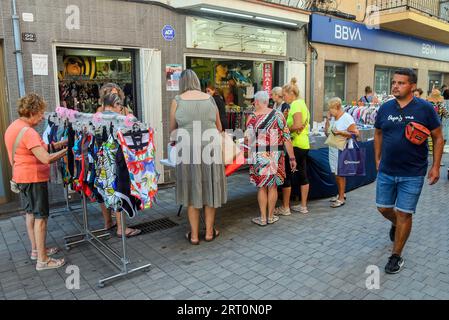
left=330, top=112, right=355, bottom=132
left=328, top=113, right=356, bottom=174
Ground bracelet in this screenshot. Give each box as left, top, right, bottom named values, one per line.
left=289, top=157, right=296, bottom=161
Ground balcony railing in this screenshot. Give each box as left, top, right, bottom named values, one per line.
left=370, top=0, right=449, bottom=22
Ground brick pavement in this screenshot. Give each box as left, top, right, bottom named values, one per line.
left=0, top=156, right=448, bottom=300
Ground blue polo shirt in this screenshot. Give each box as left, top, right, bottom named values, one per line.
left=374, top=97, right=440, bottom=177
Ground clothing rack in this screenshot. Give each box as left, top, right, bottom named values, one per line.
left=46, top=107, right=152, bottom=287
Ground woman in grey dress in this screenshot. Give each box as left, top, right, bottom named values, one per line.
left=169, top=69, right=227, bottom=245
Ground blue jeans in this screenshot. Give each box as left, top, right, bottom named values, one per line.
left=376, top=172, right=425, bottom=214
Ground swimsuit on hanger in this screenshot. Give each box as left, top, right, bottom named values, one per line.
left=117, top=128, right=159, bottom=210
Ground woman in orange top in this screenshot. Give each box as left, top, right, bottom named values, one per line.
left=4, top=93, right=67, bottom=271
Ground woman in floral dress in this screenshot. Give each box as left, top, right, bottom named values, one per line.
left=246, top=91, right=297, bottom=226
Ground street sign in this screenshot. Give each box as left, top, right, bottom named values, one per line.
left=162, top=25, right=175, bottom=41
left=22, top=32, right=36, bottom=42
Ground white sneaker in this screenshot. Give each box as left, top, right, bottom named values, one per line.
left=291, top=205, right=309, bottom=214
left=274, top=207, right=291, bottom=216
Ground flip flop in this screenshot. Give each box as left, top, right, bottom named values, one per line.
left=185, top=232, right=200, bottom=245
left=117, top=228, right=142, bottom=238
left=204, top=229, right=220, bottom=242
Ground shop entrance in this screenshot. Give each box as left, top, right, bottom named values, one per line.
left=186, top=56, right=282, bottom=131
left=56, top=47, right=138, bottom=116
left=0, top=42, right=11, bottom=204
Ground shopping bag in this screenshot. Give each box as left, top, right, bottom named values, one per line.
left=337, top=139, right=366, bottom=177
left=222, top=132, right=242, bottom=165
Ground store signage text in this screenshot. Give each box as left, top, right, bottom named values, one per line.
left=422, top=43, right=437, bottom=56
left=263, top=63, right=273, bottom=93
left=335, top=24, right=362, bottom=42
left=310, top=13, right=449, bottom=62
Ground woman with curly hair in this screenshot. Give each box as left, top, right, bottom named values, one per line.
left=4, top=93, right=68, bottom=271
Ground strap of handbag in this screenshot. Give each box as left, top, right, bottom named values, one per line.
left=10, top=127, right=30, bottom=167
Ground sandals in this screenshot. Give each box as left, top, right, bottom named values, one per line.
left=30, top=247, right=59, bottom=261
left=36, top=257, right=66, bottom=271
left=252, top=217, right=267, bottom=227
left=117, top=228, right=142, bottom=238
left=205, top=229, right=220, bottom=242
left=185, top=232, right=200, bottom=245
left=331, top=200, right=345, bottom=208
left=268, top=216, right=280, bottom=224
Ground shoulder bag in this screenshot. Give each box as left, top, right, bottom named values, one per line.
left=9, top=127, right=30, bottom=193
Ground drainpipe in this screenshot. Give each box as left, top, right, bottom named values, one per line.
left=11, top=0, right=25, bottom=97
left=309, top=47, right=317, bottom=125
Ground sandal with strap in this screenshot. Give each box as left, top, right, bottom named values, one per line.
left=30, top=247, right=59, bottom=261
left=252, top=217, right=267, bottom=227
left=204, top=228, right=220, bottom=242
left=36, top=257, right=66, bottom=271
left=185, top=232, right=200, bottom=245
left=331, top=200, right=345, bottom=208
left=268, top=215, right=280, bottom=224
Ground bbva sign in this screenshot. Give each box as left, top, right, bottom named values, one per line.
left=335, top=24, right=362, bottom=41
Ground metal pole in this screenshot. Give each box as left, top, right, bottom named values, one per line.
left=119, top=211, right=129, bottom=272
left=82, top=193, right=89, bottom=240
left=11, top=0, right=25, bottom=97
left=310, top=48, right=317, bottom=125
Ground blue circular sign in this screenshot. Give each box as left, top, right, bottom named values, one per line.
left=162, top=25, right=175, bottom=41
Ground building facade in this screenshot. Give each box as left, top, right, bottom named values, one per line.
left=0, top=0, right=309, bottom=205
left=308, top=0, right=449, bottom=120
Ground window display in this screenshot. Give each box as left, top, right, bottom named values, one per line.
left=187, top=57, right=276, bottom=130
left=57, top=48, right=136, bottom=114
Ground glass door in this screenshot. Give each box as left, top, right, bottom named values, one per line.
left=324, top=61, right=346, bottom=111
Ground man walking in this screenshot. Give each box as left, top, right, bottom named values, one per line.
left=374, top=68, right=444, bottom=274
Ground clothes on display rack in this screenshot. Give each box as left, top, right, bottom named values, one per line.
left=45, top=108, right=159, bottom=218
left=343, top=105, right=379, bottom=126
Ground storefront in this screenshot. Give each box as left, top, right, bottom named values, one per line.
left=184, top=16, right=306, bottom=131
left=0, top=0, right=310, bottom=205
left=309, top=13, right=449, bottom=121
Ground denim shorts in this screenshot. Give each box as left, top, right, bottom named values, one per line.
left=376, top=172, right=425, bottom=214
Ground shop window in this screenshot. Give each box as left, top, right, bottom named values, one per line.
left=324, top=61, right=346, bottom=111
left=187, top=17, right=287, bottom=56
left=56, top=48, right=136, bottom=115
left=187, top=56, right=280, bottom=131
left=428, top=71, right=443, bottom=94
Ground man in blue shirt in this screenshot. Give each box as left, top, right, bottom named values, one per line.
left=374, top=68, right=444, bottom=274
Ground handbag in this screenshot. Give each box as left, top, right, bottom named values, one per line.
left=222, top=132, right=242, bottom=165
left=337, top=137, right=366, bottom=177
left=9, top=127, right=30, bottom=193
left=325, top=130, right=348, bottom=151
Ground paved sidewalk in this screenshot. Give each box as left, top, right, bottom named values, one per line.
left=0, top=160, right=448, bottom=300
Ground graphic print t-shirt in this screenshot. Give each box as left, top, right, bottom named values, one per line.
left=374, top=97, right=441, bottom=177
